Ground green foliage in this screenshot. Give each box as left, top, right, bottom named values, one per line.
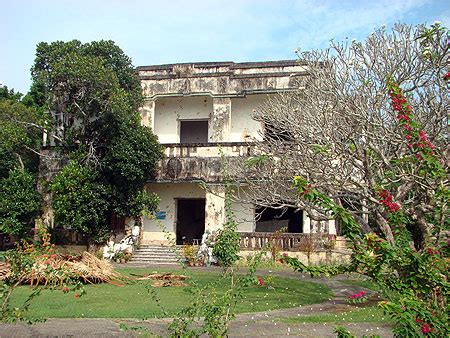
left=30, top=40, right=163, bottom=240
left=101, top=113, right=163, bottom=218
left=167, top=253, right=264, bottom=337
left=0, top=169, right=40, bottom=236
left=50, top=161, right=110, bottom=242
left=212, top=187, right=240, bottom=268
left=181, top=244, right=198, bottom=265
left=334, top=326, right=355, bottom=338
left=0, top=86, right=22, bottom=102
left=0, top=87, right=44, bottom=178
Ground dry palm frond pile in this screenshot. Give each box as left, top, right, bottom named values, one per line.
left=134, top=272, right=189, bottom=287
left=1, top=252, right=127, bottom=286
left=0, top=261, right=10, bottom=280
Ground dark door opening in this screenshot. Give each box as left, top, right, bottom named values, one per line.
left=255, top=206, right=303, bottom=233
left=176, top=199, right=206, bottom=245
left=180, top=120, right=209, bottom=143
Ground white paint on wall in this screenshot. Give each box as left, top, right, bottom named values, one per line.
left=231, top=201, right=255, bottom=232
left=154, top=96, right=213, bottom=143
left=152, top=94, right=268, bottom=144
left=230, top=94, right=267, bottom=142
left=142, top=182, right=205, bottom=244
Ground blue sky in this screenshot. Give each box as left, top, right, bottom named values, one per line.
left=1, top=0, right=449, bottom=93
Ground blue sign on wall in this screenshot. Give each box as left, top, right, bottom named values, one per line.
left=155, top=211, right=167, bottom=220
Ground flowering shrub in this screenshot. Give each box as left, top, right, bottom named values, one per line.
left=281, top=80, right=449, bottom=336
left=348, top=291, right=367, bottom=304
left=257, top=277, right=264, bottom=286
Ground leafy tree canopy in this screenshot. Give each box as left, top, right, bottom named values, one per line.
left=31, top=40, right=162, bottom=241
left=0, top=170, right=41, bottom=236
left=0, top=86, right=42, bottom=236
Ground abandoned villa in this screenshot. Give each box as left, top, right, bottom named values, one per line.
left=136, top=60, right=339, bottom=251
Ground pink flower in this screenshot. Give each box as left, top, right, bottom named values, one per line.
left=397, top=114, right=410, bottom=121
left=419, top=130, right=427, bottom=142
left=349, top=291, right=367, bottom=300
left=258, top=277, right=264, bottom=286
left=421, top=323, right=431, bottom=334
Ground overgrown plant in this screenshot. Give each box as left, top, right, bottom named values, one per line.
left=212, top=152, right=241, bottom=269
left=212, top=193, right=240, bottom=269
left=167, top=252, right=263, bottom=337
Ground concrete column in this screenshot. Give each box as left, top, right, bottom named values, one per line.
left=205, top=185, right=226, bottom=231
left=211, top=98, right=231, bottom=142
left=303, top=211, right=311, bottom=233
left=140, top=99, right=155, bottom=130
left=328, top=219, right=337, bottom=235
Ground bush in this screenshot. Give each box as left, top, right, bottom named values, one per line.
left=0, top=169, right=40, bottom=236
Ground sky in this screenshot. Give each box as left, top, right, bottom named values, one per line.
left=1, top=0, right=449, bottom=94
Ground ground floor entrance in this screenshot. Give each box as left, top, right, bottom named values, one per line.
left=176, top=198, right=206, bottom=245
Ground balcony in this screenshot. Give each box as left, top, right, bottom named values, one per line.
left=155, top=142, right=255, bottom=182
left=163, top=142, right=254, bottom=158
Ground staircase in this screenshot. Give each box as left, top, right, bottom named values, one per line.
left=129, top=245, right=181, bottom=264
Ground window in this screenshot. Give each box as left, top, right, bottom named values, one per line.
left=180, top=120, right=209, bottom=143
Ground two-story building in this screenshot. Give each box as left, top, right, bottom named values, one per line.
left=137, top=60, right=337, bottom=247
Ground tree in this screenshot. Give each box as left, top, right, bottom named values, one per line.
left=236, top=23, right=449, bottom=336
left=0, top=86, right=44, bottom=178
left=0, top=86, right=42, bottom=236
left=31, top=40, right=162, bottom=242
left=0, top=170, right=40, bottom=236
left=232, top=23, right=448, bottom=246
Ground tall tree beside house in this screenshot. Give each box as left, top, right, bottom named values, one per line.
left=233, top=23, right=448, bottom=247
left=235, top=23, right=449, bottom=336
left=31, top=40, right=163, bottom=243
left=0, top=86, right=42, bottom=236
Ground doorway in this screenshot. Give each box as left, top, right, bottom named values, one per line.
left=176, top=198, right=206, bottom=245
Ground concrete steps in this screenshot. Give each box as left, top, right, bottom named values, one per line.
left=129, top=245, right=181, bottom=264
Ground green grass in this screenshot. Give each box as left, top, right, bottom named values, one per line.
left=279, top=306, right=393, bottom=324
left=9, top=268, right=333, bottom=319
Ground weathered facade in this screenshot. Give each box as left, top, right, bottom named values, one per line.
left=137, top=60, right=336, bottom=245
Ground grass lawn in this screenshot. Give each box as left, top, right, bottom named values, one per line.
left=9, top=267, right=333, bottom=319
left=278, top=306, right=393, bottom=324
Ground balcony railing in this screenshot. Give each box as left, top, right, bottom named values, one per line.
left=239, top=232, right=338, bottom=252
left=163, top=142, right=255, bottom=158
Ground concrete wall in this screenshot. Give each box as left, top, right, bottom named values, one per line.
left=142, top=182, right=257, bottom=244
left=230, top=94, right=267, bottom=142
left=231, top=200, right=255, bottom=232
left=143, top=182, right=206, bottom=244
left=152, top=94, right=266, bottom=144
left=138, top=60, right=308, bottom=99
left=154, top=96, right=213, bottom=144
